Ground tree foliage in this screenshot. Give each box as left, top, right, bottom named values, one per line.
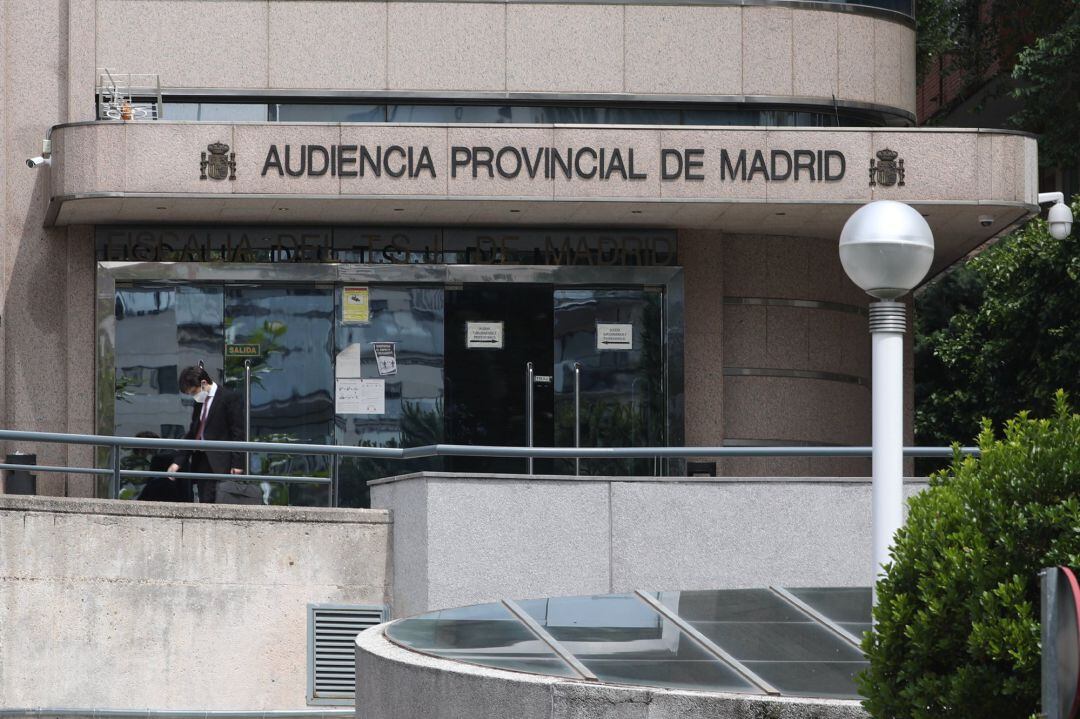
left=915, top=0, right=1080, bottom=165
left=915, top=196, right=1080, bottom=448
left=860, top=394, right=1080, bottom=718
left=1011, top=2, right=1080, bottom=168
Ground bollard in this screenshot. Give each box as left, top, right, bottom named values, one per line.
left=4, top=452, right=37, bottom=494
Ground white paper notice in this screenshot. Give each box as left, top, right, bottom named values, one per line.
left=466, top=321, right=504, bottom=349
left=336, top=378, right=385, bottom=415
left=596, top=323, right=633, bottom=351
left=335, top=343, right=364, bottom=378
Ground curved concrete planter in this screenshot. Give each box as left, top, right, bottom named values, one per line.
left=355, top=623, right=869, bottom=719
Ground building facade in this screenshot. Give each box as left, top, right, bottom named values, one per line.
left=0, top=0, right=1038, bottom=504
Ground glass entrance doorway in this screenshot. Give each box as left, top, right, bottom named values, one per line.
left=444, top=284, right=665, bottom=476
left=107, top=269, right=680, bottom=507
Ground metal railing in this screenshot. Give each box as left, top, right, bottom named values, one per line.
left=0, top=428, right=979, bottom=506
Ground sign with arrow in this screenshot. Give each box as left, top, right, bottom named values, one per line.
left=596, top=323, right=633, bottom=351
left=466, top=321, right=504, bottom=349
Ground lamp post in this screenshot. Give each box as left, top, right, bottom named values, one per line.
left=839, top=201, right=934, bottom=601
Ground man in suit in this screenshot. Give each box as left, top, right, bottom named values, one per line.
left=168, top=365, right=262, bottom=505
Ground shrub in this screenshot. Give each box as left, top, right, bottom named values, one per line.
left=859, top=392, right=1080, bottom=719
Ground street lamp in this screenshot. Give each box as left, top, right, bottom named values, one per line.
left=839, top=200, right=934, bottom=601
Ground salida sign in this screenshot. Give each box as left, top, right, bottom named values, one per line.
left=260, top=144, right=847, bottom=183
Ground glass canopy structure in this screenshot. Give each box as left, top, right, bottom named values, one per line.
left=385, top=588, right=871, bottom=699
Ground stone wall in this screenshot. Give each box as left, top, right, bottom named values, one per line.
left=370, top=472, right=926, bottom=618
left=0, top=496, right=391, bottom=710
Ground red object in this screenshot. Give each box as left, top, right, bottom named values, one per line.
left=1061, top=567, right=1080, bottom=719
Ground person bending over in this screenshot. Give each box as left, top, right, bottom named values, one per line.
left=168, top=365, right=260, bottom=504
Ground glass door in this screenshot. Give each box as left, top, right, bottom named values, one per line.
left=113, top=285, right=225, bottom=499
left=553, top=289, right=665, bottom=476
left=223, top=285, right=335, bottom=505
left=444, top=284, right=555, bottom=475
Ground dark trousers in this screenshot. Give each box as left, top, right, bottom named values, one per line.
left=190, top=452, right=217, bottom=503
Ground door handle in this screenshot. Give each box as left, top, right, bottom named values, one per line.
left=573, top=362, right=581, bottom=476
left=525, top=361, right=534, bottom=475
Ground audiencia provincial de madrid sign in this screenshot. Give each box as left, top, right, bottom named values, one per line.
left=258, top=144, right=848, bottom=183
left=200, top=142, right=862, bottom=184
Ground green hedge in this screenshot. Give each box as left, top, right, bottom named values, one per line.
left=859, top=392, right=1080, bottom=719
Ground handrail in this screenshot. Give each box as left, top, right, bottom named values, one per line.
left=0, top=429, right=981, bottom=459
left=0, top=428, right=979, bottom=503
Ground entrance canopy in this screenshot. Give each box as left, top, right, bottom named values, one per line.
left=50, top=121, right=1037, bottom=277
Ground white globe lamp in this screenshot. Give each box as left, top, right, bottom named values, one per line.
left=839, top=200, right=935, bottom=300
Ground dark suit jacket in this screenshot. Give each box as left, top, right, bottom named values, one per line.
left=138, top=451, right=193, bottom=502
left=174, top=385, right=245, bottom=475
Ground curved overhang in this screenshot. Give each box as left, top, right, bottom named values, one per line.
left=48, top=121, right=1037, bottom=278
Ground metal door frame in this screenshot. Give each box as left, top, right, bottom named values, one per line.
left=97, top=261, right=685, bottom=488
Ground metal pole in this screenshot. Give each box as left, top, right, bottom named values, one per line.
left=573, top=362, right=581, bottom=476
left=244, top=359, right=252, bottom=474
left=869, top=300, right=906, bottom=608
left=110, top=445, right=121, bottom=499
left=525, top=361, right=534, bottom=475
left=330, top=455, right=339, bottom=508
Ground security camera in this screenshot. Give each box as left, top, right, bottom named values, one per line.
left=1038, top=191, right=1074, bottom=240
left=26, top=156, right=50, bottom=169
left=978, top=215, right=994, bottom=228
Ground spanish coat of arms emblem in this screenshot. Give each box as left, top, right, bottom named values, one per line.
left=200, top=142, right=236, bottom=181
left=869, top=148, right=904, bottom=187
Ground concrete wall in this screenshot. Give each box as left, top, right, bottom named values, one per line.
left=370, top=472, right=926, bottom=618
left=93, top=1, right=915, bottom=117
left=355, top=625, right=869, bottom=719
left=0, top=496, right=391, bottom=710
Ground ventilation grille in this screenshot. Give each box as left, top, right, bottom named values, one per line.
left=308, top=604, right=388, bottom=705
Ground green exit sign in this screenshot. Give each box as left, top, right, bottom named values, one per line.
left=225, top=343, right=261, bottom=358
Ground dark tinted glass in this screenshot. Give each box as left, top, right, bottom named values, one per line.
left=273, top=103, right=384, bottom=122
left=517, top=595, right=757, bottom=692
left=387, top=588, right=872, bottom=698
left=160, top=102, right=895, bottom=127
left=654, top=589, right=866, bottom=698
left=788, top=587, right=872, bottom=625
left=553, top=289, right=665, bottom=476
left=223, top=286, right=335, bottom=505
left=385, top=602, right=579, bottom=677
left=114, top=285, right=224, bottom=498
left=334, top=286, right=445, bottom=508
left=388, top=105, right=514, bottom=123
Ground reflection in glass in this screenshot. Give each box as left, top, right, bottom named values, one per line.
left=272, top=103, right=384, bottom=123
left=554, top=290, right=665, bottom=476
left=335, top=287, right=445, bottom=507
left=161, top=103, right=268, bottom=121
left=387, top=105, right=513, bottom=123
left=114, top=285, right=224, bottom=498
left=161, top=101, right=894, bottom=127
left=385, top=602, right=579, bottom=677
left=517, top=595, right=756, bottom=691
left=655, top=589, right=867, bottom=698
left=224, top=286, right=335, bottom=506
left=787, top=587, right=872, bottom=625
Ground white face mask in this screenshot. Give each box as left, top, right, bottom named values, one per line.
left=192, top=389, right=209, bottom=404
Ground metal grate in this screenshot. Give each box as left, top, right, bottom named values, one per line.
left=308, top=604, right=388, bottom=705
